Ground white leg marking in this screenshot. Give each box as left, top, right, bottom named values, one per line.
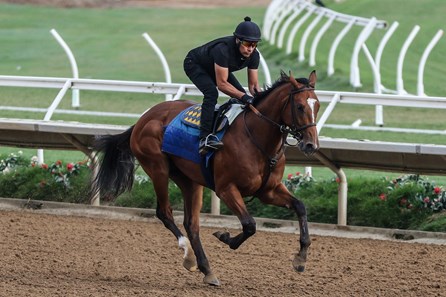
left=178, top=236, right=190, bottom=258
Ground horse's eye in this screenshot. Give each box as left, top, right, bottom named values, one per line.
left=296, top=104, right=305, bottom=112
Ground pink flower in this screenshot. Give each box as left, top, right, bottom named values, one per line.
left=287, top=173, right=293, bottom=180
left=41, top=163, right=48, bottom=170
left=434, top=187, right=441, bottom=194
left=67, top=163, right=74, bottom=172
left=423, top=197, right=430, bottom=203
left=335, top=177, right=340, bottom=183
left=379, top=193, right=386, bottom=201
left=55, top=160, right=62, bottom=166
left=296, top=172, right=301, bottom=176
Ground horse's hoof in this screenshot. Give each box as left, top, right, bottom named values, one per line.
left=183, top=258, right=198, bottom=272
left=292, top=255, right=306, bottom=272
left=294, top=265, right=305, bottom=273
left=203, top=274, right=221, bottom=286
left=213, top=231, right=230, bottom=243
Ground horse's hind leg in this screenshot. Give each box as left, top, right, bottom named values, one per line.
left=136, top=155, right=197, bottom=272
left=257, top=183, right=311, bottom=272
left=171, top=175, right=220, bottom=286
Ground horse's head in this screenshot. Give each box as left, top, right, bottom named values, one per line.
left=281, top=70, right=320, bottom=155
left=250, top=70, right=320, bottom=156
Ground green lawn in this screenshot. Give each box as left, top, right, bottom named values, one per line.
left=0, top=1, right=445, bottom=184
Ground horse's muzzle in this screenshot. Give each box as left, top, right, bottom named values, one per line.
left=299, top=141, right=318, bottom=156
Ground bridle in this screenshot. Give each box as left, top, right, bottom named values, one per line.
left=245, top=84, right=317, bottom=144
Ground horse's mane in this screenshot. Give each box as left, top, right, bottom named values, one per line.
left=253, top=71, right=310, bottom=105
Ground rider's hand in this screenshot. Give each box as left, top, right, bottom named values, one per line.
left=240, top=94, right=254, bottom=105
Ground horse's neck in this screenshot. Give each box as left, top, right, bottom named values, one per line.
left=245, top=83, right=291, bottom=152
left=256, top=82, right=291, bottom=124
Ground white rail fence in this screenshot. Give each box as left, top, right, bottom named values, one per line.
left=2, top=75, right=446, bottom=143
left=263, top=0, right=443, bottom=104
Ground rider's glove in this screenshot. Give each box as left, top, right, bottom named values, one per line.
left=240, top=94, right=254, bottom=105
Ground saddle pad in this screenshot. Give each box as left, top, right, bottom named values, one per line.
left=162, top=106, right=203, bottom=164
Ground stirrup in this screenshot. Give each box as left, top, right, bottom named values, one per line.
left=199, top=134, right=223, bottom=155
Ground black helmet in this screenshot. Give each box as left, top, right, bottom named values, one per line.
left=233, top=16, right=261, bottom=42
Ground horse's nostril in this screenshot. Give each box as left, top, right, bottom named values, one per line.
left=300, top=142, right=317, bottom=154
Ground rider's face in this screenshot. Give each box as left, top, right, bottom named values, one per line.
left=238, top=39, right=257, bottom=58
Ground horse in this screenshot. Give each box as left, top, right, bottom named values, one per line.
left=91, top=70, right=320, bottom=286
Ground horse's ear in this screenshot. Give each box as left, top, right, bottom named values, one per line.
left=289, top=71, right=300, bottom=89
left=309, top=70, right=317, bottom=87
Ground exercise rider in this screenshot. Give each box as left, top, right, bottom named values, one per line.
left=183, top=16, right=261, bottom=155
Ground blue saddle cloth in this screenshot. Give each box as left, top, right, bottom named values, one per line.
left=161, top=104, right=227, bottom=189
left=161, top=104, right=226, bottom=163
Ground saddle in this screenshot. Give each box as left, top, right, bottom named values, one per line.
left=182, top=98, right=242, bottom=133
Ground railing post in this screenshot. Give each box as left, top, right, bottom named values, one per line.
left=299, top=10, right=325, bottom=62
left=350, top=18, right=377, bottom=88
left=327, top=18, right=356, bottom=76
left=309, top=14, right=335, bottom=66
left=257, top=50, right=272, bottom=86
left=286, top=7, right=316, bottom=54
left=396, top=25, right=420, bottom=95
left=90, top=156, right=100, bottom=206
left=375, top=21, right=399, bottom=93
left=50, top=29, right=80, bottom=109
left=417, top=30, right=443, bottom=96
left=142, top=33, right=173, bottom=101
left=277, top=6, right=305, bottom=49
left=37, top=79, right=73, bottom=164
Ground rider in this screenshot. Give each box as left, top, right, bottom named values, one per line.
left=183, top=16, right=261, bottom=155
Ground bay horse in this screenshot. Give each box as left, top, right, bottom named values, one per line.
left=91, top=70, right=320, bottom=286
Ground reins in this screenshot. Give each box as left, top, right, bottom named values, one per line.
left=243, top=84, right=317, bottom=198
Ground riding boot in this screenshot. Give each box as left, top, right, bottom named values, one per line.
left=199, top=103, right=223, bottom=155
left=199, top=135, right=224, bottom=155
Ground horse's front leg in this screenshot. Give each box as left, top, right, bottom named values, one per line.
left=213, top=186, right=257, bottom=250
left=258, top=183, right=311, bottom=272
left=290, top=197, right=310, bottom=272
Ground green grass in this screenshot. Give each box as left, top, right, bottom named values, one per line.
left=0, top=1, right=445, bottom=185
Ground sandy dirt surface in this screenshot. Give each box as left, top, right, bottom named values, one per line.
left=1, top=209, right=445, bottom=297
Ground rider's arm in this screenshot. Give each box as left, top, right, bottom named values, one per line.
left=247, top=68, right=260, bottom=96
left=214, top=63, right=246, bottom=100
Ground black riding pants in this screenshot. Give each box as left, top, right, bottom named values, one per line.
left=184, top=57, right=245, bottom=138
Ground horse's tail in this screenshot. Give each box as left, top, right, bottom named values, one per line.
left=90, top=126, right=136, bottom=201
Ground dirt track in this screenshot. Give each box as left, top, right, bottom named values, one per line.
left=1, top=209, right=446, bottom=297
